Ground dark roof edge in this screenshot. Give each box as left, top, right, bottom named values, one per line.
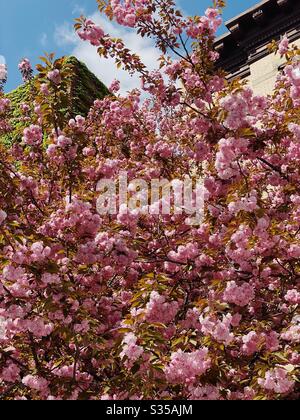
left=215, top=0, right=295, bottom=46
left=214, top=0, right=300, bottom=74
left=225, top=0, right=271, bottom=27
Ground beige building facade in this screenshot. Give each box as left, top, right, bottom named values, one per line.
left=215, top=0, right=300, bottom=95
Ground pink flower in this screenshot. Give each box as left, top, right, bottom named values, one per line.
left=78, top=20, right=105, bottom=46
left=22, top=124, right=43, bottom=146
left=0, top=64, right=7, bottom=83
left=189, top=384, right=221, bottom=400
left=168, top=242, right=199, bottom=263
left=22, top=375, right=49, bottom=393
left=18, top=58, right=33, bottom=82
left=228, top=192, right=258, bottom=215
left=124, top=14, right=136, bottom=27
left=223, top=281, right=255, bottom=307
left=1, top=363, right=20, bottom=383
left=47, top=69, right=61, bottom=85
left=40, top=83, right=50, bottom=95
left=278, top=35, right=289, bottom=56
left=288, top=244, right=300, bottom=258
left=145, top=291, right=179, bottom=324
left=26, top=318, right=54, bottom=338
left=265, top=331, right=280, bottom=352
left=288, top=123, right=300, bottom=140
left=0, top=98, right=10, bottom=114
left=215, top=137, right=249, bottom=180
left=220, top=89, right=266, bottom=130
left=258, top=368, right=294, bottom=394
left=30, top=241, right=51, bottom=262
left=285, top=289, right=300, bottom=304
left=0, top=209, right=7, bottom=225
left=165, top=349, right=211, bottom=384
left=199, top=314, right=234, bottom=345
left=46, top=144, right=57, bottom=157
left=205, top=8, right=219, bottom=20
left=109, top=79, right=121, bottom=93
left=286, top=65, right=300, bottom=86
left=241, top=331, right=262, bottom=356
left=281, top=325, right=300, bottom=343
left=57, top=135, right=72, bottom=148
left=41, top=273, right=60, bottom=286
left=120, top=333, right=144, bottom=365
left=83, top=147, right=96, bottom=157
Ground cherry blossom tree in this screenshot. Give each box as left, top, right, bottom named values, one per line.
left=0, top=0, right=299, bottom=400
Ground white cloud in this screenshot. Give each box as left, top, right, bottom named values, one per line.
left=72, top=4, right=86, bottom=16
left=0, top=55, right=6, bottom=65
left=54, top=22, right=77, bottom=47
left=40, top=33, right=48, bottom=47
left=54, top=12, right=160, bottom=94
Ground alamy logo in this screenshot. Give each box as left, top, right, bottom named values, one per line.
left=96, top=171, right=206, bottom=226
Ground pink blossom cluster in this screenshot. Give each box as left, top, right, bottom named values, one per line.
left=0, top=64, right=7, bottom=81
left=205, top=8, right=222, bottom=33
left=186, top=8, right=222, bottom=38
left=109, top=79, right=121, bottom=93
left=146, top=140, right=174, bottom=159
left=0, top=63, right=7, bottom=92
left=78, top=19, right=105, bottom=45
left=241, top=330, right=280, bottom=356
left=285, top=289, right=300, bottom=304
left=145, top=291, right=180, bottom=324
left=120, top=333, right=144, bottom=365
left=22, top=375, right=49, bottom=394
left=285, top=64, right=300, bottom=101
left=39, top=199, right=102, bottom=245
left=288, top=123, right=300, bottom=140
left=165, top=349, right=211, bottom=384
left=223, top=281, right=255, bottom=307
left=69, top=115, right=86, bottom=130
left=18, top=58, right=33, bottom=82
left=0, top=310, right=53, bottom=339
left=168, top=243, right=199, bottom=263
left=215, top=137, right=249, bottom=180
left=0, top=98, right=10, bottom=115
left=281, top=323, right=300, bottom=343
left=241, top=331, right=263, bottom=356
left=278, top=35, right=289, bottom=56
left=0, top=363, right=21, bottom=383
left=258, top=368, right=295, bottom=395
left=221, top=89, right=267, bottom=130
left=110, top=0, right=137, bottom=27
left=47, top=69, right=61, bottom=85
left=22, top=124, right=43, bottom=146
left=199, top=314, right=234, bottom=345
left=288, top=243, right=300, bottom=258
left=40, top=83, right=50, bottom=96
left=57, top=135, right=73, bottom=148
left=228, top=191, right=258, bottom=215
left=188, top=384, right=221, bottom=400
left=0, top=209, right=7, bottom=225
left=226, top=224, right=254, bottom=271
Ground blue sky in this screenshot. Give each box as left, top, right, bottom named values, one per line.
left=0, top=0, right=259, bottom=92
